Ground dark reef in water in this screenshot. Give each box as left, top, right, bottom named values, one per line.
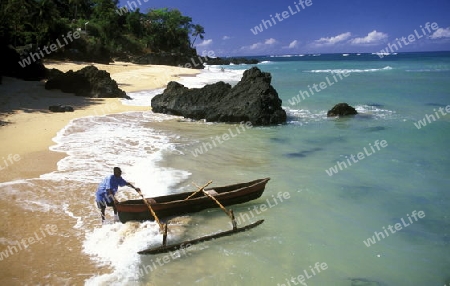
left=327, top=103, right=358, bottom=117
left=349, top=277, right=383, bottom=286
left=364, top=126, right=387, bottom=132
left=285, top=147, right=323, bottom=158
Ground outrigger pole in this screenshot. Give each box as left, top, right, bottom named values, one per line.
left=196, top=182, right=238, bottom=230
left=137, top=189, right=168, bottom=245
left=138, top=181, right=264, bottom=255
left=184, top=181, right=213, bottom=200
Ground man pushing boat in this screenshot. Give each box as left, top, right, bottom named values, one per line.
left=95, top=167, right=141, bottom=223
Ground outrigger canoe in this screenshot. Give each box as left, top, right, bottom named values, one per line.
left=116, top=178, right=270, bottom=223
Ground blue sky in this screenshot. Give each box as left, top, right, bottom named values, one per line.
left=118, top=0, right=450, bottom=56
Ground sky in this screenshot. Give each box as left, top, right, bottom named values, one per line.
left=118, top=0, right=450, bottom=56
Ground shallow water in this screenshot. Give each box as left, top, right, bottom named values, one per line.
left=2, top=52, right=449, bottom=285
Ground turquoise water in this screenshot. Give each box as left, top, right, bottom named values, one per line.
left=139, top=52, right=450, bottom=285
left=32, top=52, right=449, bottom=285
left=2, top=52, right=448, bottom=284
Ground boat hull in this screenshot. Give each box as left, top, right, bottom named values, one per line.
left=116, top=178, right=270, bottom=223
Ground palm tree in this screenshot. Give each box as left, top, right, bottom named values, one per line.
left=190, top=24, right=205, bottom=48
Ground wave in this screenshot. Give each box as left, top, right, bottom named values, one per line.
left=307, top=66, right=393, bottom=74
left=372, top=52, right=398, bottom=56
left=122, top=89, right=164, bottom=106
left=270, top=54, right=294, bottom=58
left=259, top=61, right=272, bottom=64
left=406, top=68, right=450, bottom=73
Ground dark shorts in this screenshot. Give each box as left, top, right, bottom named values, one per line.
left=96, top=200, right=115, bottom=209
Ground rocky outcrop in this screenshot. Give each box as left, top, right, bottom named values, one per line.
left=204, top=57, right=259, bottom=65
left=0, top=44, right=47, bottom=81
left=45, top=66, right=129, bottom=98
left=132, top=50, right=205, bottom=69
left=151, top=67, right=286, bottom=126
left=327, top=103, right=358, bottom=117
left=49, top=105, right=74, bottom=112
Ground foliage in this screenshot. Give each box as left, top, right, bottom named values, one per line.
left=0, top=0, right=205, bottom=62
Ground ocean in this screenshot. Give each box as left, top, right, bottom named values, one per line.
left=2, top=51, right=450, bottom=285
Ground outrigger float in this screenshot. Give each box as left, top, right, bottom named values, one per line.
left=119, top=178, right=270, bottom=255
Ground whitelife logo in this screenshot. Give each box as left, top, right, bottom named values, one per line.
left=18, top=31, right=80, bottom=68
left=250, top=0, right=313, bottom=35
left=363, top=210, right=425, bottom=247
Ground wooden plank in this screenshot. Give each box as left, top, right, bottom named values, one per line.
left=138, top=220, right=264, bottom=255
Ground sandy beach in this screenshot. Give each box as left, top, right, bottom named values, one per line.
left=0, top=61, right=199, bottom=285
left=0, top=61, right=199, bottom=183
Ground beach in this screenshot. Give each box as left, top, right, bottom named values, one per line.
left=0, top=61, right=199, bottom=285
left=1, top=53, right=449, bottom=286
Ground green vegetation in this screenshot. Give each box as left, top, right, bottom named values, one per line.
left=0, top=0, right=205, bottom=62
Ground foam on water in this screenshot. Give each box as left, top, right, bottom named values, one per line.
left=284, top=105, right=397, bottom=125
left=180, top=66, right=245, bottom=88
left=42, top=112, right=190, bottom=190
left=41, top=67, right=240, bottom=284
left=83, top=221, right=169, bottom=285
left=308, top=66, right=393, bottom=73
left=120, top=67, right=245, bottom=107
left=121, top=89, right=164, bottom=107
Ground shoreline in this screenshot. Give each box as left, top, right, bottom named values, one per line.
left=0, top=61, right=199, bottom=285
left=0, top=61, right=199, bottom=183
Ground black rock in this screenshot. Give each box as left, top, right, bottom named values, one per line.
left=0, top=44, right=47, bottom=81
left=151, top=67, right=286, bottom=126
left=132, top=50, right=204, bottom=69
left=49, top=105, right=74, bottom=112
left=45, top=66, right=129, bottom=98
left=327, top=103, right=358, bottom=117
left=204, top=57, right=259, bottom=65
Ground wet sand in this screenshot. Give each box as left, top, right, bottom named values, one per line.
left=0, top=61, right=199, bottom=285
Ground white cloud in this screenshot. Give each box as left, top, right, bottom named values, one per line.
left=287, top=40, right=299, bottom=49
left=315, top=32, right=352, bottom=46
left=196, top=39, right=213, bottom=47
left=248, top=42, right=263, bottom=50
left=350, top=30, right=388, bottom=45
left=222, top=36, right=231, bottom=40
left=429, top=27, right=450, bottom=39
left=265, top=38, right=278, bottom=45
left=282, top=40, right=299, bottom=49
left=241, top=38, right=278, bottom=51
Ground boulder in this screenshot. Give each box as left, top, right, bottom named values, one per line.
left=151, top=67, right=286, bottom=126
left=327, top=103, right=358, bottom=117
left=0, top=44, right=47, bottom=81
left=132, top=50, right=204, bottom=69
left=204, top=57, right=259, bottom=65
left=45, top=66, right=129, bottom=98
left=49, top=105, right=74, bottom=112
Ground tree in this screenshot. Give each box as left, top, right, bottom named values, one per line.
left=190, top=24, right=205, bottom=48
left=145, top=8, right=194, bottom=53
left=33, top=0, right=62, bottom=47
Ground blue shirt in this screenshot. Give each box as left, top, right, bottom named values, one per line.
left=95, top=175, right=127, bottom=203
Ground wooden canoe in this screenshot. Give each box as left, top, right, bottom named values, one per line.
left=116, top=178, right=270, bottom=223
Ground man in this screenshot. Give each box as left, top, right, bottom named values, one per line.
left=95, top=167, right=141, bottom=223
